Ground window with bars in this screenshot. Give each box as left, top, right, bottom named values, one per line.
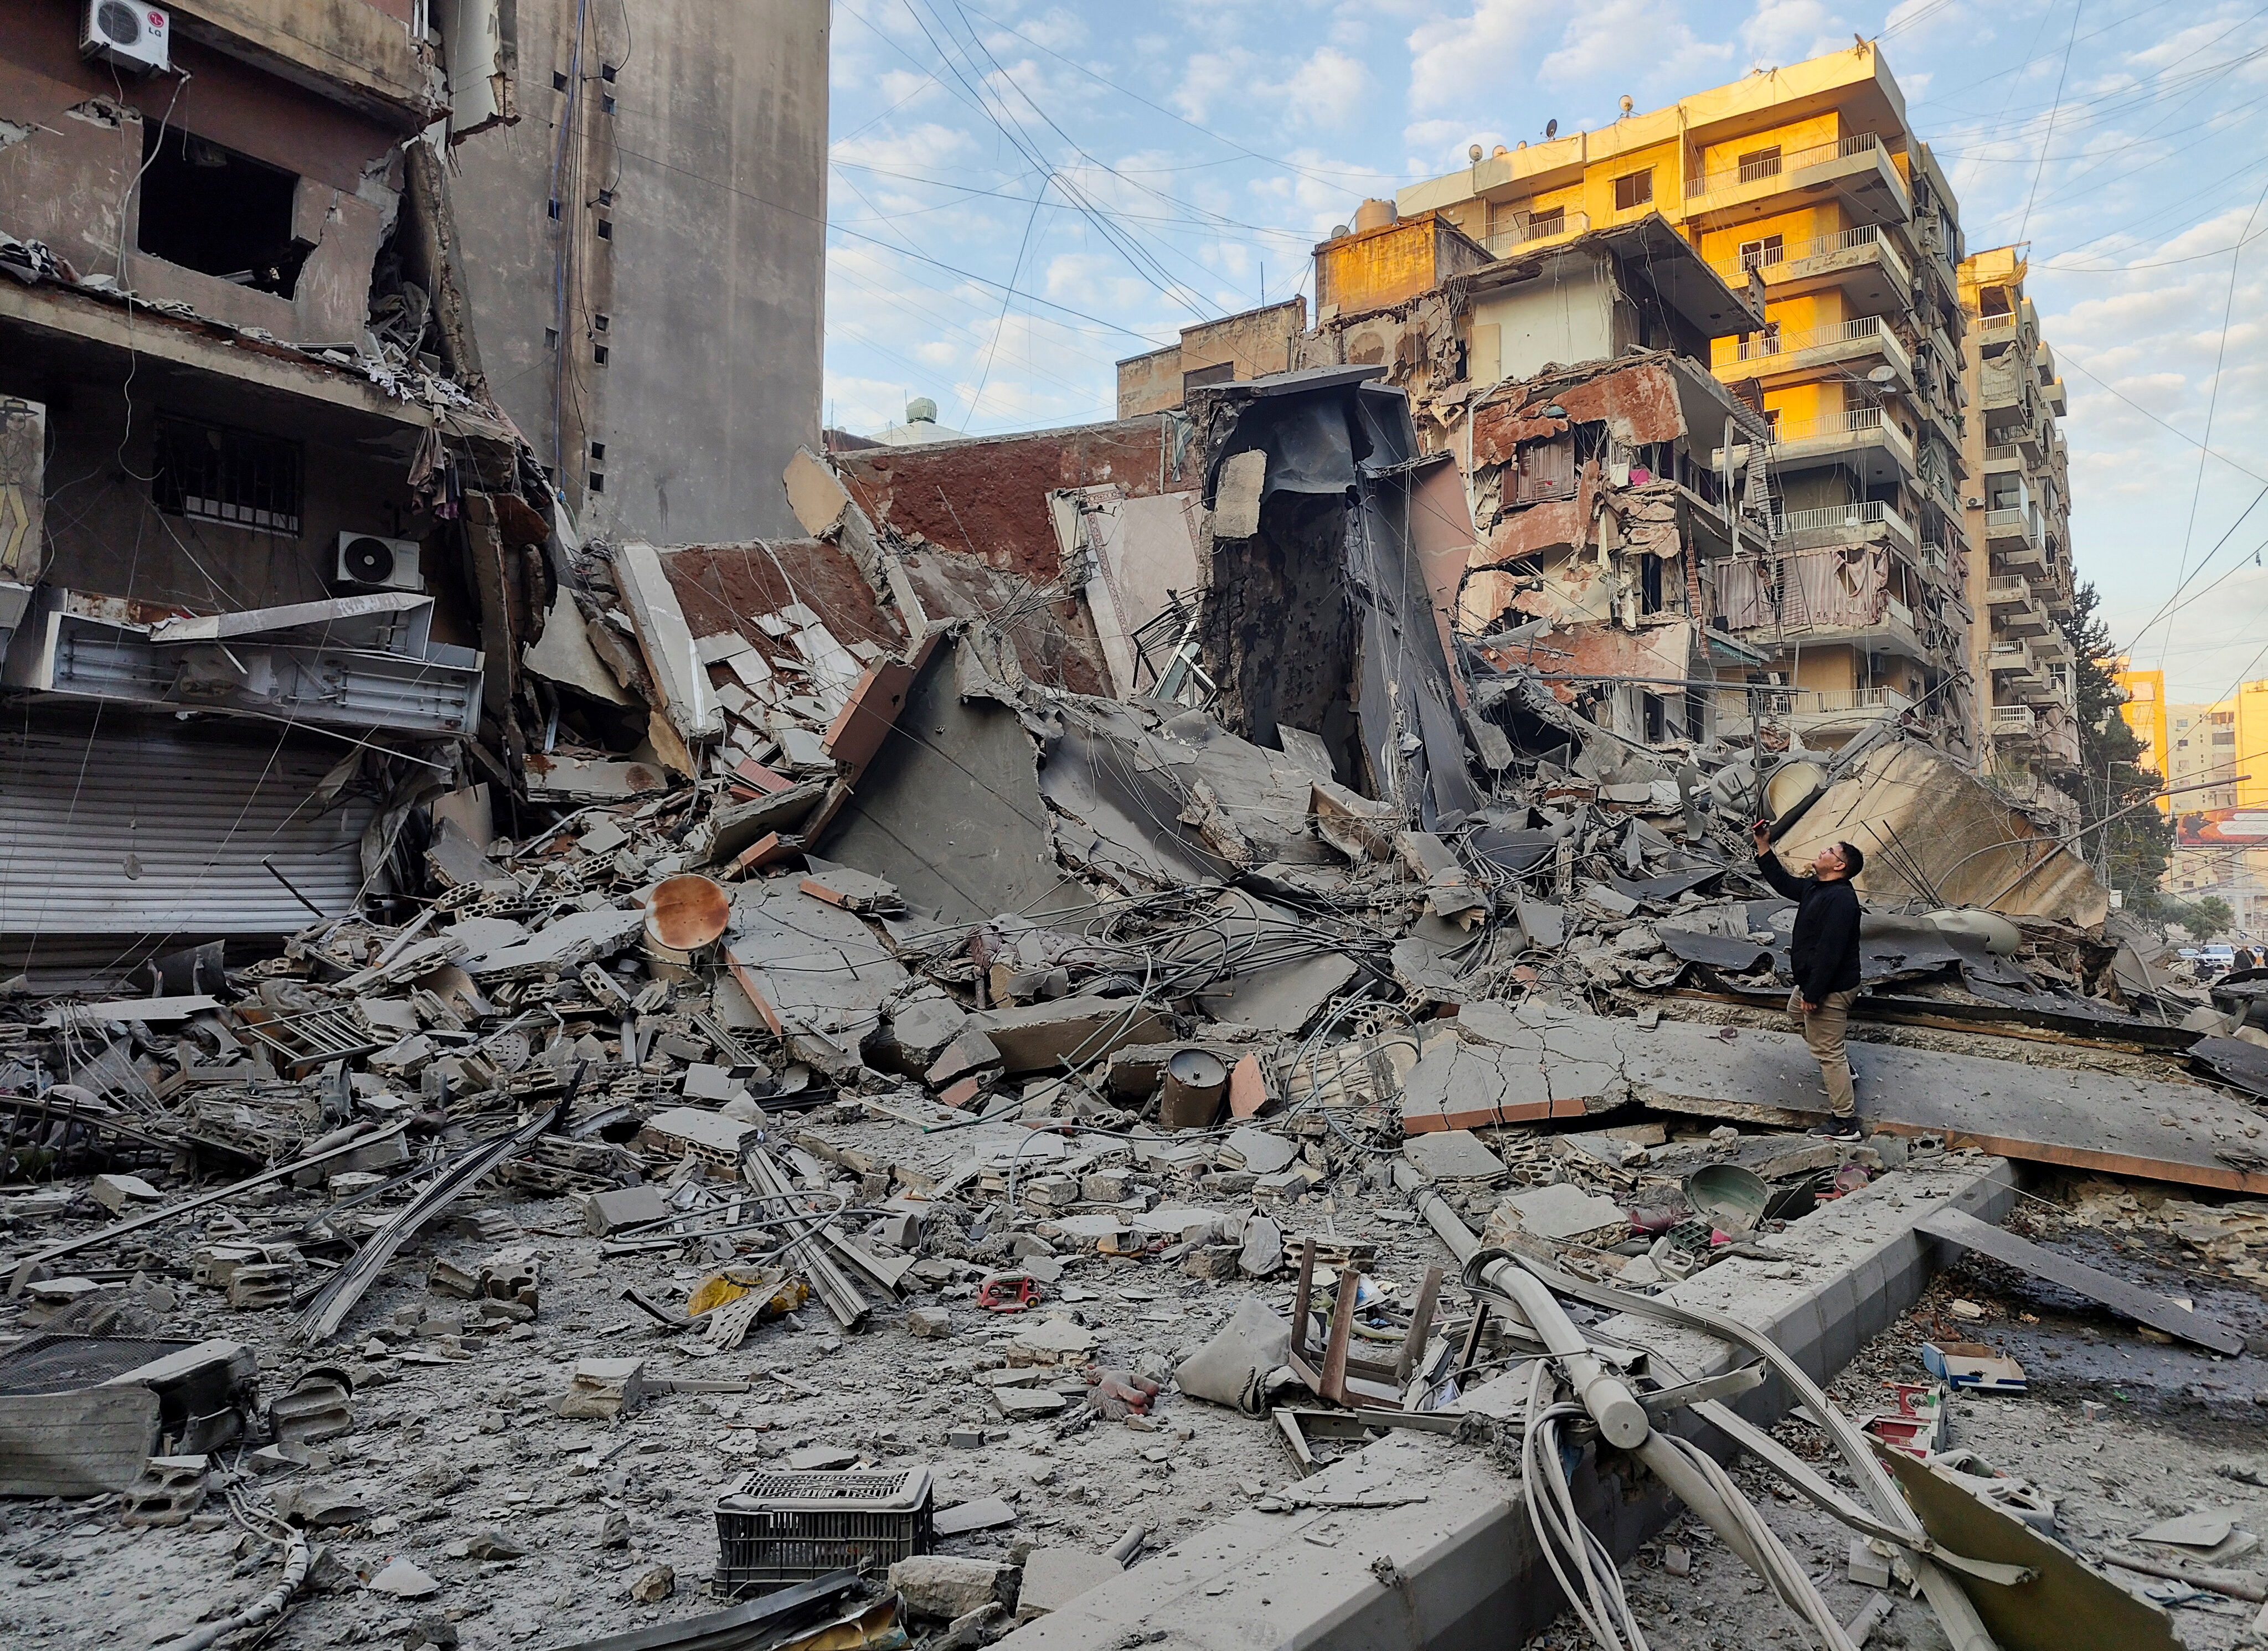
left=151, top=418, right=302, bottom=535
left=1613, top=169, right=1653, bottom=211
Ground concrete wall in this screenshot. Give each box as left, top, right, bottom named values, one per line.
left=1116, top=344, right=1182, bottom=419
left=1470, top=252, right=1627, bottom=383
left=447, top=0, right=828, bottom=546
left=0, top=347, right=480, bottom=647
left=0, top=1, right=404, bottom=343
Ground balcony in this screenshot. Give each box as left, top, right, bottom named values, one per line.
left=2041, top=377, right=2068, bottom=416
left=1767, top=405, right=1916, bottom=479
left=1709, top=225, right=1914, bottom=310
left=1987, top=509, right=2048, bottom=576
left=1685, top=132, right=1911, bottom=230
left=1989, top=703, right=2038, bottom=741
left=1988, top=637, right=2039, bottom=682
left=1481, top=209, right=1590, bottom=256
left=1985, top=575, right=2050, bottom=638
left=1726, top=314, right=1913, bottom=389
left=1782, top=685, right=1915, bottom=741
left=1770, top=498, right=1920, bottom=554
left=1706, top=543, right=1931, bottom=659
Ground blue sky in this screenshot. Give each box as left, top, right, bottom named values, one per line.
left=821, top=0, right=2268, bottom=705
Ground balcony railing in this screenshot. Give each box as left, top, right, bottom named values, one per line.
left=1707, top=542, right=1922, bottom=635
left=1991, top=704, right=2038, bottom=736
left=1482, top=210, right=1590, bottom=255
left=1985, top=574, right=2033, bottom=606
left=1985, top=507, right=2038, bottom=544
left=1774, top=499, right=1891, bottom=536
left=1768, top=406, right=1886, bottom=443
left=1734, top=314, right=1890, bottom=362
left=1687, top=132, right=1884, bottom=197
left=1709, top=225, right=1906, bottom=287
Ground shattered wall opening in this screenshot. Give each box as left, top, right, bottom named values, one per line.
left=1197, top=488, right=1362, bottom=781
left=135, top=125, right=311, bottom=298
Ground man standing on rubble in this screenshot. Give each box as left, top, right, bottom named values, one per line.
left=1751, top=823, right=1866, bottom=1142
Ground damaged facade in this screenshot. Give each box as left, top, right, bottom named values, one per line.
left=4, top=22, right=2260, bottom=1651
left=1118, top=43, right=2047, bottom=808
left=2, top=349, right=2261, bottom=1651
left=0, top=0, right=828, bottom=981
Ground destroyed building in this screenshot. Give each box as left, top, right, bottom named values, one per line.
left=1117, top=42, right=2020, bottom=799
left=6, top=18, right=2268, bottom=1651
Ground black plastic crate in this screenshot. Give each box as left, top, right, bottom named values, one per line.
left=714, top=1466, right=933, bottom=1596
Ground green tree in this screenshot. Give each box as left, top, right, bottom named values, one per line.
left=2055, top=581, right=2173, bottom=906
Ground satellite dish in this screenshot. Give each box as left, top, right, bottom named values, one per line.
left=1545, top=118, right=1558, bottom=139
left=1470, top=143, right=1484, bottom=162
left=1867, top=365, right=1898, bottom=384
left=340, top=535, right=398, bottom=585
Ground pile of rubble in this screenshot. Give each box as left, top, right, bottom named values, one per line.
left=6, top=373, right=2268, bottom=1651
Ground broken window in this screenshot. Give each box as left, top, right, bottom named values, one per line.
left=1614, top=169, right=1654, bottom=212
left=1640, top=554, right=1664, bottom=615
left=1643, top=693, right=1667, bottom=744
left=1528, top=205, right=1565, bottom=238
left=1738, top=147, right=1782, bottom=184
left=1183, top=362, right=1235, bottom=396
left=1739, top=233, right=1784, bottom=272
left=1515, top=435, right=1576, bottom=503
left=1980, top=286, right=2013, bottom=318
left=135, top=127, right=309, bottom=297
left=151, top=417, right=303, bottom=535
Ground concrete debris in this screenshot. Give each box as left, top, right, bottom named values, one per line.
left=0, top=332, right=2249, bottom=1651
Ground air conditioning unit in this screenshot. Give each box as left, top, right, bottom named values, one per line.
left=336, top=532, right=424, bottom=593
left=81, top=1, right=170, bottom=74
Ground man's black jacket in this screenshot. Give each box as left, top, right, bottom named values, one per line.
left=1755, top=851, right=1862, bottom=1003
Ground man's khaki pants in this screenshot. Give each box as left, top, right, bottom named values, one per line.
left=1791, top=987, right=1860, bottom=1117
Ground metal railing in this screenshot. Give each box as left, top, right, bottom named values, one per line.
left=1767, top=406, right=1889, bottom=444
left=1800, top=686, right=1912, bottom=714
left=1981, top=442, right=2020, bottom=463
left=1990, top=704, right=2038, bottom=736
left=1482, top=210, right=1589, bottom=255
left=1772, top=499, right=1889, bottom=535
left=1734, top=314, right=1888, bottom=362
left=1985, top=574, right=2032, bottom=605
left=1919, top=541, right=1950, bottom=571
left=1711, top=225, right=1899, bottom=286
left=1687, top=131, right=1884, bottom=197
left=1984, top=507, right=2037, bottom=544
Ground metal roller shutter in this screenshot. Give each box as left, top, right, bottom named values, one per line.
left=0, top=718, right=377, bottom=957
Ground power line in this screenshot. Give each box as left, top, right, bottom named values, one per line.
left=2157, top=173, right=2268, bottom=673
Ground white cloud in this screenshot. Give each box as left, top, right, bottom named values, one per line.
left=1173, top=50, right=1254, bottom=122
left=1259, top=47, right=1374, bottom=130
left=1535, top=0, right=1733, bottom=90
left=1406, top=0, right=1551, bottom=113
left=1738, top=0, right=1849, bottom=68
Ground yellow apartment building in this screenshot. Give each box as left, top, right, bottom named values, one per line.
left=1392, top=43, right=1977, bottom=761
left=2110, top=659, right=2168, bottom=810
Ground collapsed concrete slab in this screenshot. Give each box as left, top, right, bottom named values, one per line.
left=1400, top=1000, right=2268, bottom=1195
left=993, top=1157, right=2016, bottom=1651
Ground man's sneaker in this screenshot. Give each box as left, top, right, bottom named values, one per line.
left=1808, top=1117, right=1864, bottom=1142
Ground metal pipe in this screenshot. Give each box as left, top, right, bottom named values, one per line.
left=1396, top=1163, right=1645, bottom=1447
